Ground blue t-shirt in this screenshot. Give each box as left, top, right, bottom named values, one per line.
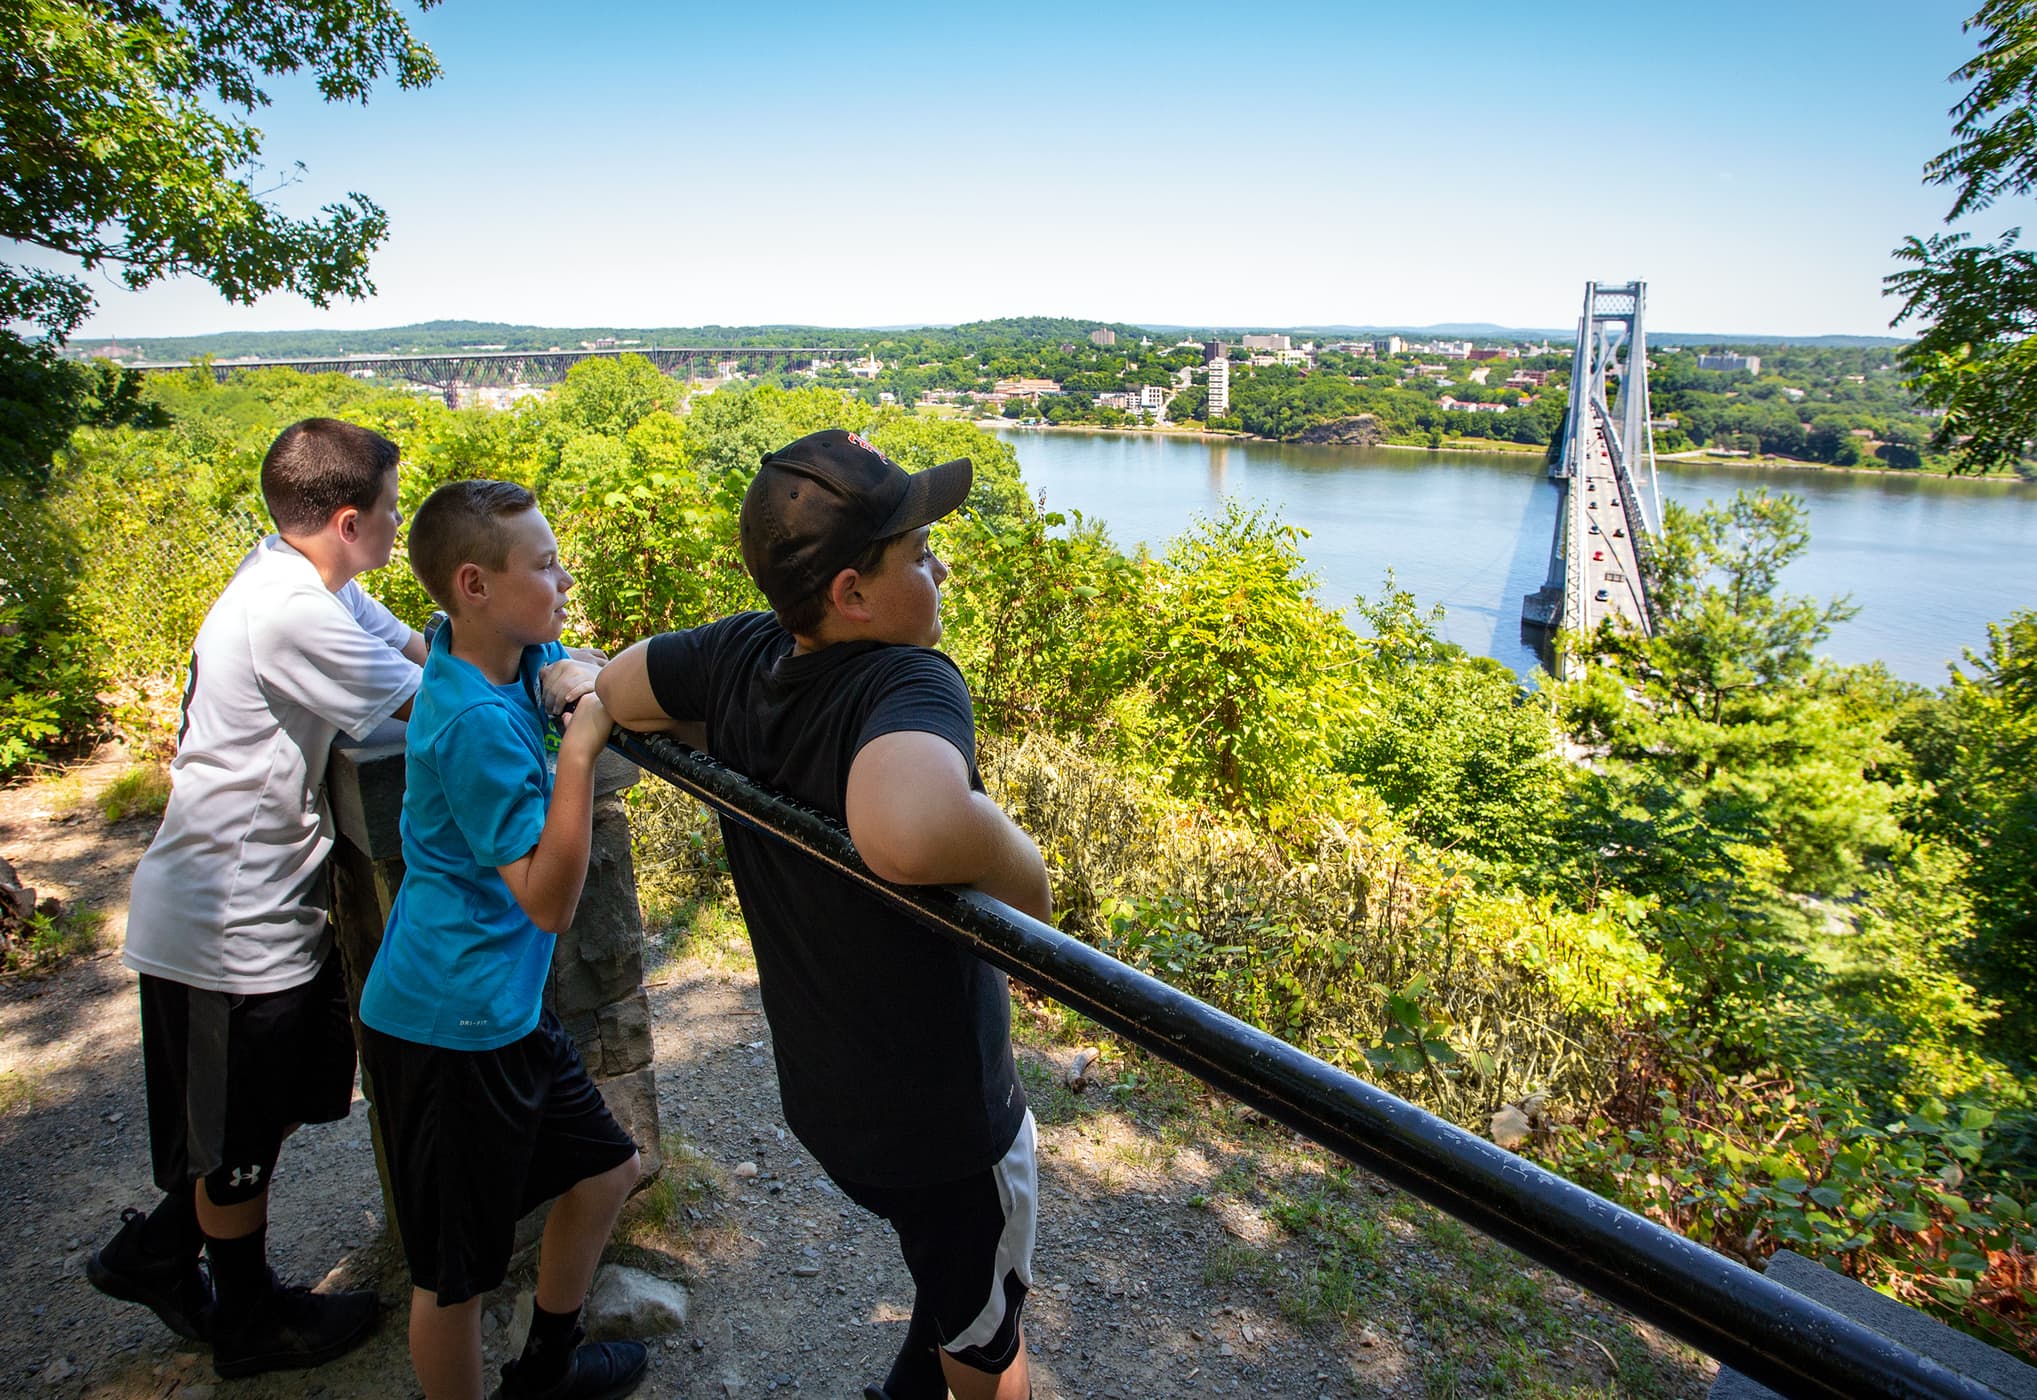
left=360, top=629, right=569, bottom=1050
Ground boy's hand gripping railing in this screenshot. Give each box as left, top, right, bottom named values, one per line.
left=611, top=726, right=2000, bottom=1400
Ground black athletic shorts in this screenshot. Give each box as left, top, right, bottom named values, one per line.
left=836, top=1111, right=1038, bottom=1374
left=139, top=950, right=357, bottom=1197
left=360, top=1008, right=640, bottom=1305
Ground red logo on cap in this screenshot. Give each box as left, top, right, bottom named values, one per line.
left=846, top=432, right=881, bottom=457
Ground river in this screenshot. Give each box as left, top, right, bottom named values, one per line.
left=991, top=427, right=2037, bottom=687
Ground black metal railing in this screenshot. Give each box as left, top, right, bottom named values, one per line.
left=612, top=727, right=1998, bottom=1400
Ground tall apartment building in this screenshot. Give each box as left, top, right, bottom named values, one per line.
left=1089, top=327, right=1117, bottom=346
left=1374, top=335, right=1405, bottom=356
left=1206, top=357, right=1230, bottom=417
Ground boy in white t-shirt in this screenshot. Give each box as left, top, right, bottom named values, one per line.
left=88, top=418, right=427, bottom=1379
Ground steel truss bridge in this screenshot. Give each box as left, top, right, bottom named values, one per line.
left=130, top=345, right=861, bottom=407
left=1521, top=280, right=1662, bottom=678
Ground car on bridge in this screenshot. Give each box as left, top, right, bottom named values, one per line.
left=1592, top=549, right=1604, bottom=561
left=1595, top=588, right=1610, bottom=601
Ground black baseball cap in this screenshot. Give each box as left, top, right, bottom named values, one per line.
left=739, top=429, right=972, bottom=613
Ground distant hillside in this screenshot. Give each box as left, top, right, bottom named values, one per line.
left=87, top=320, right=879, bottom=362
left=76, top=315, right=1911, bottom=362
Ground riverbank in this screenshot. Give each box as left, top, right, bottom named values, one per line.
left=1379, top=438, right=1548, bottom=457
left=978, top=418, right=1544, bottom=457
left=1657, top=449, right=2032, bottom=484
left=976, top=417, right=1249, bottom=443
left=974, top=415, right=2027, bottom=483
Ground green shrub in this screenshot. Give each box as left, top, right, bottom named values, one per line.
left=983, top=731, right=1664, bottom=1125
left=1, top=901, right=104, bottom=972
left=1536, top=1070, right=2036, bottom=1354
left=0, top=481, right=106, bottom=775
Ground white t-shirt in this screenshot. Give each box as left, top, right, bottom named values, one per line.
left=124, top=537, right=421, bottom=993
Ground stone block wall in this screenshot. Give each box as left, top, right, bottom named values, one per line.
left=326, top=720, right=663, bottom=1235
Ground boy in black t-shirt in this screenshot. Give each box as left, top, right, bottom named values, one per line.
left=598, top=429, right=1050, bottom=1400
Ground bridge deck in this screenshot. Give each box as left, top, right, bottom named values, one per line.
left=1568, top=402, right=1649, bottom=635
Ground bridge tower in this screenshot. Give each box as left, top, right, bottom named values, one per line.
left=1522, top=280, right=1661, bottom=676
left=1562, top=280, right=1661, bottom=535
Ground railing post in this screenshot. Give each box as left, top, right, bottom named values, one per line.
left=325, top=720, right=664, bottom=1238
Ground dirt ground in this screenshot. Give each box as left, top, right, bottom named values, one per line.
left=0, top=751, right=1715, bottom=1399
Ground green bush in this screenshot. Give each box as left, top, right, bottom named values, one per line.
left=1536, top=1068, right=2036, bottom=1354
left=983, top=731, right=1664, bottom=1124
left=0, top=481, right=106, bottom=775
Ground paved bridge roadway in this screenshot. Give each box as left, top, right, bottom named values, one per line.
left=1563, top=398, right=1652, bottom=637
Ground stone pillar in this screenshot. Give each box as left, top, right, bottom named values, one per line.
left=326, top=719, right=664, bottom=1231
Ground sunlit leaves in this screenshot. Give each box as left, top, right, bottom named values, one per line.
left=0, top=0, right=439, bottom=339
left=1887, top=2, right=2037, bottom=471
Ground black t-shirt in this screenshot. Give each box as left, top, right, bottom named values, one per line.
left=644, top=612, right=1027, bottom=1186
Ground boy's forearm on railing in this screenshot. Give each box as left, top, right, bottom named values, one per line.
left=498, top=743, right=599, bottom=933
left=965, top=795, right=1052, bottom=922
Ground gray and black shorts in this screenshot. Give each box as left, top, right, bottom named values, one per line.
left=836, top=1110, right=1038, bottom=1374
left=138, top=950, right=357, bottom=1204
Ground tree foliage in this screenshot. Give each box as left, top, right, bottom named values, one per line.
left=1900, top=610, right=2037, bottom=1042
left=0, top=333, right=164, bottom=487
left=1562, top=492, right=1898, bottom=897
left=1337, top=577, right=1569, bottom=871
left=1886, top=0, right=2037, bottom=471
left=1, top=0, right=440, bottom=340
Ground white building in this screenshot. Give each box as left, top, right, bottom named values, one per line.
left=1373, top=336, right=1405, bottom=356
left=1241, top=333, right=1291, bottom=352
left=1698, top=351, right=1761, bottom=375
left=1138, top=384, right=1169, bottom=412
left=1206, top=357, right=1230, bottom=417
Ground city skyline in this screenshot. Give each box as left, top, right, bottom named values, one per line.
left=18, top=0, right=2009, bottom=342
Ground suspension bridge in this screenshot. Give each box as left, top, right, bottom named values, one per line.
left=1521, top=280, right=1663, bottom=677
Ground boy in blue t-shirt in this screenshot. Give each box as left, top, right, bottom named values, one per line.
left=359, top=479, right=644, bottom=1400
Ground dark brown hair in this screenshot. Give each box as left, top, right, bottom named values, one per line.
left=406, top=479, right=539, bottom=613
left=260, top=418, right=400, bottom=535
left=772, top=530, right=897, bottom=637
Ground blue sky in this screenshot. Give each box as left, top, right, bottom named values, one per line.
left=43, top=0, right=2013, bottom=340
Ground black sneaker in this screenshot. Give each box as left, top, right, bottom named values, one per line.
left=210, top=1279, right=378, bottom=1379
left=84, top=1207, right=213, bottom=1342
left=490, top=1330, right=648, bottom=1400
